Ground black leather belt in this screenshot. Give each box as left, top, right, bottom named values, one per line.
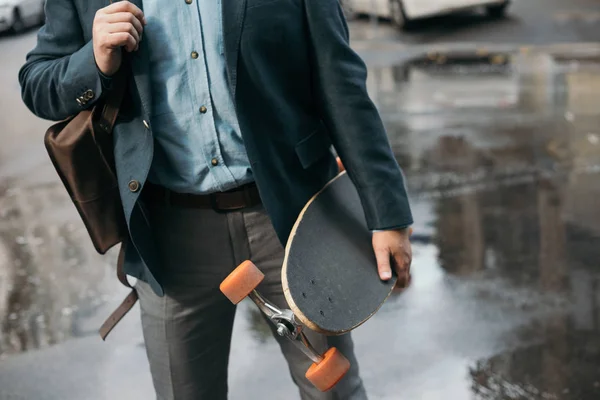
left=142, top=181, right=261, bottom=212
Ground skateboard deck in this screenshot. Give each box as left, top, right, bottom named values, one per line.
left=282, top=171, right=398, bottom=335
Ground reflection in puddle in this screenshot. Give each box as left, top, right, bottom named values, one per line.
left=470, top=312, right=600, bottom=400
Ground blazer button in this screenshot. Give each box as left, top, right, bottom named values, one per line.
left=84, top=89, right=95, bottom=100
left=128, top=180, right=141, bottom=193
left=143, top=120, right=150, bottom=129
left=199, top=105, right=207, bottom=114
left=211, top=158, right=219, bottom=166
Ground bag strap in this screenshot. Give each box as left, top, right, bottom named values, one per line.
left=95, top=60, right=139, bottom=341
left=99, top=241, right=139, bottom=341
left=96, top=67, right=127, bottom=135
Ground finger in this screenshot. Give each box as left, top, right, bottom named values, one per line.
left=374, top=248, right=393, bottom=281
left=396, top=273, right=411, bottom=289
left=105, top=12, right=144, bottom=34
left=107, top=32, right=137, bottom=52
left=392, top=252, right=408, bottom=274
left=392, top=252, right=409, bottom=286
left=107, top=22, right=140, bottom=44
left=396, top=274, right=407, bottom=289
left=104, top=1, right=146, bottom=25
left=405, top=244, right=413, bottom=272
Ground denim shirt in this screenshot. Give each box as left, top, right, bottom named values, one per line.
left=143, top=0, right=253, bottom=194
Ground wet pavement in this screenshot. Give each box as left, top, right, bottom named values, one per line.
left=2, top=9, right=600, bottom=400
left=365, top=47, right=600, bottom=399
left=347, top=0, right=600, bottom=47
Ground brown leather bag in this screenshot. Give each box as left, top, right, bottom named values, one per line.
left=44, top=68, right=139, bottom=340
left=43, top=69, right=128, bottom=255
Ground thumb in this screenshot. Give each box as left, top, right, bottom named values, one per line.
left=374, top=247, right=393, bottom=281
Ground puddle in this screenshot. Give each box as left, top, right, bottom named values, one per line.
left=363, top=49, right=600, bottom=398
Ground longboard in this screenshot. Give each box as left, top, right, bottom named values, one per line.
left=282, top=171, right=397, bottom=335
left=219, top=170, right=399, bottom=391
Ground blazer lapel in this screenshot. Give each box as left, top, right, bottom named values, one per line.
left=222, top=0, right=247, bottom=97
left=125, top=0, right=153, bottom=118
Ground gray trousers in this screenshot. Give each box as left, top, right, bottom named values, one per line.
left=135, top=201, right=368, bottom=400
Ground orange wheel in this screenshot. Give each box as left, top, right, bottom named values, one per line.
left=219, top=260, right=264, bottom=304
left=305, top=347, right=350, bottom=392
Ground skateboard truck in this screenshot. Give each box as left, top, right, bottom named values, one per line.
left=248, top=290, right=323, bottom=364
left=220, top=260, right=351, bottom=392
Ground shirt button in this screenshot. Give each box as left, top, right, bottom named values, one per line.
left=199, top=106, right=207, bottom=114
left=211, top=158, right=219, bottom=166
left=191, top=51, right=199, bottom=59
left=143, top=120, right=150, bottom=129
left=128, top=180, right=141, bottom=193
left=185, top=0, right=192, bottom=3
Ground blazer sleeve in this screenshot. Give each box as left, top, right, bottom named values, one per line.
left=302, top=0, right=413, bottom=231
left=18, top=0, right=107, bottom=121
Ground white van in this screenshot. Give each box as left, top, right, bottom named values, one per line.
left=343, top=0, right=510, bottom=29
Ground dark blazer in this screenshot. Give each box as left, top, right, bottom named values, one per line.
left=19, top=0, right=413, bottom=296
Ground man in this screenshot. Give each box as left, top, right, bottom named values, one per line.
left=19, top=0, right=413, bottom=399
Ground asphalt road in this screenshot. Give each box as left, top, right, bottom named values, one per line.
left=1, top=2, right=599, bottom=400
left=348, top=0, right=600, bottom=46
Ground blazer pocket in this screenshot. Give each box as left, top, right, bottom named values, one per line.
left=295, top=122, right=333, bottom=169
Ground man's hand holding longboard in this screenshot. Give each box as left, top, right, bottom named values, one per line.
left=336, top=157, right=412, bottom=289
